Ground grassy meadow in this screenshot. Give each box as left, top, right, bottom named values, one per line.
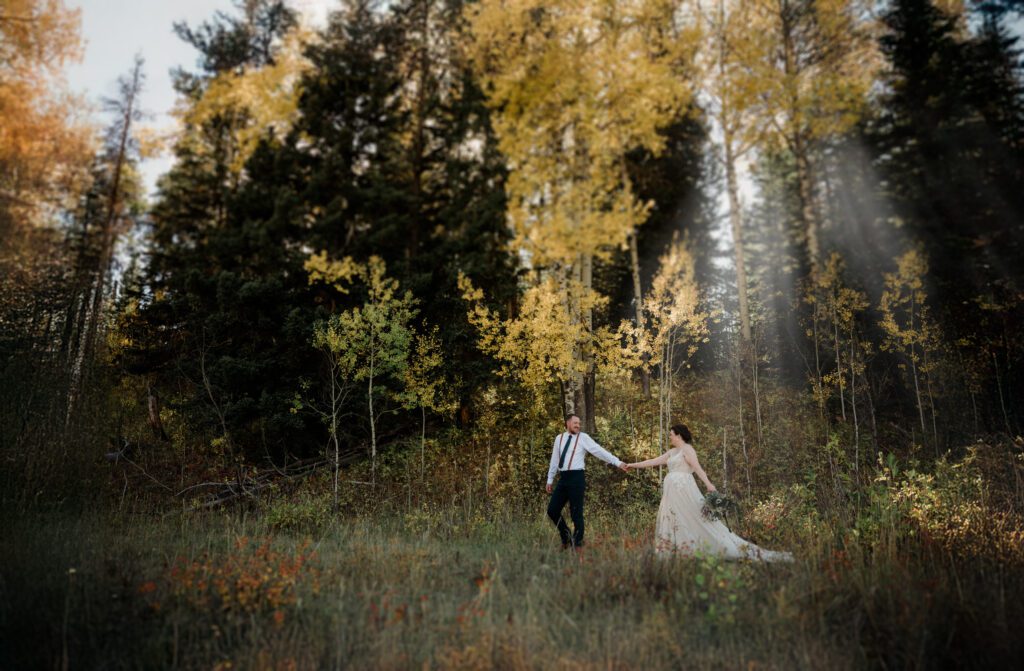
left=3, top=443, right=1023, bottom=670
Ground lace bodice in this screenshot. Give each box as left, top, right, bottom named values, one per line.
left=666, top=448, right=693, bottom=474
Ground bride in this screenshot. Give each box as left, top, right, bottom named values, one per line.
left=626, top=423, right=793, bottom=562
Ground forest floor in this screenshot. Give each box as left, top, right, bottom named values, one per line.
left=3, top=498, right=1022, bottom=670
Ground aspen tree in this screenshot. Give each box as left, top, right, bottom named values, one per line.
left=307, top=254, right=418, bottom=486
left=466, top=0, right=696, bottom=427
left=879, top=249, right=943, bottom=452
left=744, top=0, right=876, bottom=277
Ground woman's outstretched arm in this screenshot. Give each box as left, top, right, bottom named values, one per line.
left=627, top=450, right=672, bottom=469
left=682, top=445, right=717, bottom=492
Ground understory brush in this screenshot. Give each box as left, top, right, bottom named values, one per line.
left=3, top=450, right=1022, bottom=670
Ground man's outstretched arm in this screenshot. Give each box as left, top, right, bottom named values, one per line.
left=583, top=435, right=628, bottom=471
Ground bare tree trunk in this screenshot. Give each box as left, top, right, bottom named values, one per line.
left=850, top=329, right=860, bottom=482
left=776, top=0, right=820, bottom=281
left=908, top=298, right=927, bottom=439
left=866, top=371, right=879, bottom=451
left=65, top=285, right=96, bottom=425
left=751, top=328, right=764, bottom=449
left=660, top=333, right=676, bottom=484
left=369, top=347, right=377, bottom=486
left=58, top=286, right=85, bottom=369
left=736, top=340, right=751, bottom=497
left=199, top=331, right=233, bottom=456
left=658, top=341, right=667, bottom=472
left=66, top=57, right=143, bottom=424
left=406, top=0, right=430, bottom=261
left=812, top=300, right=826, bottom=437
left=562, top=264, right=582, bottom=424
left=970, top=391, right=979, bottom=436
left=910, top=346, right=926, bottom=438
left=582, top=372, right=596, bottom=435
left=722, top=427, right=728, bottom=494
left=562, top=377, right=578, bottom=422
left=667, top=338, right=674, bottom=433
left=993, top=352, right=1012, bottom=435
left=330, top=359, right=342, bottom=511
left=420, top=405, right=426, bottom=486
left=924, top=350, right=939, bottom=455
left=629, top=231, right=651, bottom=398
left=833, top=303, right=846, bottom=421
left=579, top=253, right=596, bottom=434
left=724, top=130, right=756, bottom=480
left=485, top=435, right=491, bottom=497
left=795, top=143, right=820, bottom=277
left=724, top=141, right=751, bottom=343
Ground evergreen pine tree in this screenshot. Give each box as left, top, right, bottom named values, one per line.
left=871, top=0, right=1024, bottom=433
left=125, top=2, right=309, bottom=461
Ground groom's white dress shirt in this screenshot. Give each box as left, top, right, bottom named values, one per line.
left=546, top=431, right=623, bottom=485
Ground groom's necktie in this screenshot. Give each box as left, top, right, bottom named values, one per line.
left=558, top=432, right=578, bottom=470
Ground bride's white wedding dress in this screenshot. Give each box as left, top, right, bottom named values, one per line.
left=655, top=449, right=793, bottom=562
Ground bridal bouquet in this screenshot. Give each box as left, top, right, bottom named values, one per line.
left=701, top=491, right=740, bottom=522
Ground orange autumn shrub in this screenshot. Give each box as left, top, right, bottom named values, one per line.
left=143, top=537, right=320, bottom=619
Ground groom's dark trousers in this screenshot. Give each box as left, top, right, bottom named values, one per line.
left=547, top=470, right=585, bottom=547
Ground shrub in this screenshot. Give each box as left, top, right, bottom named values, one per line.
left=262, top=490, right=333, bottom=534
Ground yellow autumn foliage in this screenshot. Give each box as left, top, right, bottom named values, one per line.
left=459, top=272, right=589, bottom=393
left=645, top=235, right=709, bottom=369
left=178, top=25, right=315, bottom=174
left=466, top=0, right=697, bottom=265
left=462, top=0, right=703, bottom=408
left=744, top=0, right=878, bottom=152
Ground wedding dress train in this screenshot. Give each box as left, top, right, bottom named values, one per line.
left=655, top=450, right=793, bottom=562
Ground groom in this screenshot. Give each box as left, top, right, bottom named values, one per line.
left=546, top=414, right=628, bottom=550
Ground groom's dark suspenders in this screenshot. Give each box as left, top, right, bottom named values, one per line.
left=557, top=432, right=579, bottom=471
left=550, top=432, right=586, bottom=547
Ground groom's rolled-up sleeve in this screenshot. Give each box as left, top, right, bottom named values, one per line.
left=547, top=436, right=561, bottom=485
left=583, top=434, right=623, bottom=467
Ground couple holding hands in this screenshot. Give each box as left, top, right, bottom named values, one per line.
left=545, top=414, right=793, bottom=562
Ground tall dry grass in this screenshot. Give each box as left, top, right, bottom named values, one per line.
left=3, top=460, right=1022, bottom=671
